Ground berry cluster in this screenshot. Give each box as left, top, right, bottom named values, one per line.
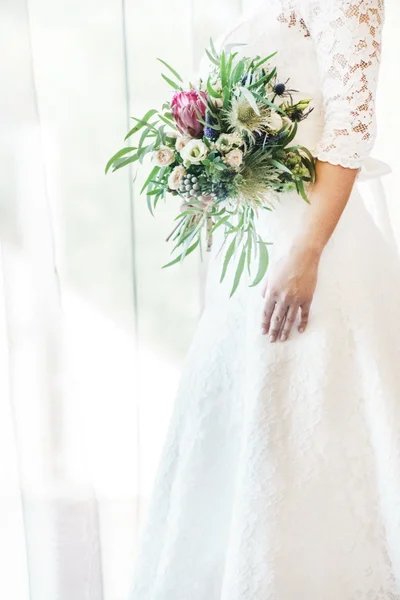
left=179, top=175, right=201, bottom=199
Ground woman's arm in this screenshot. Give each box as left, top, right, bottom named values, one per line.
left=261, top=161, right=358, bottom=342
left=261, top=0, right=384, bottom=342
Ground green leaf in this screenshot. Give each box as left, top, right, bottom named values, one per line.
left=158, top=114, right=176, bottom=128
left=112, top=153, right=140, bottom=171
left=281, top=122, right=298, bottom=147
left=230, top=247, right=246, bottom=297
left=222, top=85, right=231, bottom=109
left=220, top=50, right=228, bottom=89
left=162, top=239, right=200, bottom=269
left=220, top=235, right=237, bottom=283
left=209, top=38, right=219, bottom=60
left=162, top=74, right=182, bottom=90
left=246, top=233, right=253, bottom=274
left=157, top=58, right=183, bottom=82
left=296, top=178, right=310, bottom=203
left=146, top=194, right=154, bottom=216
left=209, top=214, right=232, bottom=236
left=140, top=166, right=160, bottom=194
left=253, top=51, right=278, bottom=70
left=224, top=43, right=247, bottom=55
left=231, top=59, right=246, bottom=86
left=252, top=92, right=286, bottom=115
left=239, top=86, right=260, bottom=116
left=124, top=109, right=158, bottom=140
left=250, top=239, right=269, bottom=287
left=205, top=49, right=219, bottom=66
left=207, top=77, right=221, bottom=99
left=270, top=159, right=293, bottom=175
left=299, top=147, right=317, bottom=182
left=193, top=105, right=221, bottom=130
left=138, top=126, right=152, bottom=150
left=105, top=147, right=136, bottom=174
left=248, top=67, right=277, bottom=90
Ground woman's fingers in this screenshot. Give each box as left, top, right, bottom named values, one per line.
left=267, top=302, right=290, bottom=343
left=261, top=295, right=276, bottom=335
left=298, top=302, right=311, bottom=333
left=262, top=300, right=310, bottom=341
left=279, top=305, right=299, bottom=342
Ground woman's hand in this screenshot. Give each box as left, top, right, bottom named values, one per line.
left=261, top=244, right=320, bottom=342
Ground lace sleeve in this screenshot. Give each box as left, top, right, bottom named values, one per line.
left=303, top=0, right=385, bottom=169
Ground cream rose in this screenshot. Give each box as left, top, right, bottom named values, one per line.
left=152, top=146, right=175, bottom=167
left=216, top=133, right=243, bottom=154
left=268, top=111, right=283, bottom=131
left=175, top=135, right=192, bottom=152
left=168, top=165, right=186, bottom=191
left=224, top=148, right=243, bottom=170
left=211, top=97, right=224, bottom=110
left=180, top=139, right=209, bottom=165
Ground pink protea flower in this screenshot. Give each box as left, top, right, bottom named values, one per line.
left=171, top=89, right=207, bottom=139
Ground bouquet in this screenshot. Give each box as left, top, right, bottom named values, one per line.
left=106, top=40, right=315, bottom=296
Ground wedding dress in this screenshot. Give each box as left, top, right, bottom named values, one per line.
left=129, top=1, right=400, bottom=598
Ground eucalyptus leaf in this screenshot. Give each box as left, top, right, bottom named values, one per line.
left=140, top=166, right=160, bottom=194
left=209, top=214, right=233, bottom=236
left=250, top=239, right=269, bottom=287
left=105, top=147, right=136, bottom=174
left=205, top=49, right=219, bottom=66
left=124, top=109, right=158, bottom=139
left=157, top=58, right=183, bottom=83
left=220, top=235, right=237, bottom=283
left=247, top=233, right=253, bottom=275
left=209, top=38, right=219, bottom=60
left=112, top=154, right=140, bottom=171
left=158, top=114, right=176, bottom=128
left=230, top=247, right=246, bottom=297
left=162, top=74, right=182, bottom=90
left=162, top=239, right=200, bottom=269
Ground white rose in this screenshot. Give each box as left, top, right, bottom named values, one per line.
left=168, top=165, right=186, bottom=191
left=224, top=149, right=243, bottom=170
left=152, top=146, right=175, bottom=167
left=175, top=135, right=192, bottom=152
left=268, top=111, right=283, bottom=131
left=180, top=139, right=209, bottom=165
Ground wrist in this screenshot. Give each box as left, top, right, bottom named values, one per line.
left=290, top=236, right=324, bottom=261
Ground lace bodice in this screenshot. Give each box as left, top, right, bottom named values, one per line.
left=211, top=0, right=385, bottom=170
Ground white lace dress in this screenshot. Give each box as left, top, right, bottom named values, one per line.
left=129, top=1, right=400, bottom=599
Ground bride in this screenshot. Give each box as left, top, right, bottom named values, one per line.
left=130, top=1, right=400, bottom=598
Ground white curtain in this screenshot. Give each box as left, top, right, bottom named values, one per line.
left=0, top=1, right=399, bottom=599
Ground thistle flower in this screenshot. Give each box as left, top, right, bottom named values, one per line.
left=284, top=99, right=314, bottom=123
left=204, top=111, right=219, bottom=141
left=226, top=96, right=272, bottom=142
left=271, top=78, right=298, bottom=103
left=288, top=107, right=314, bottom=123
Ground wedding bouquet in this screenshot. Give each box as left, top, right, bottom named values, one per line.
left=106, top=40, right=315, bottom=296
